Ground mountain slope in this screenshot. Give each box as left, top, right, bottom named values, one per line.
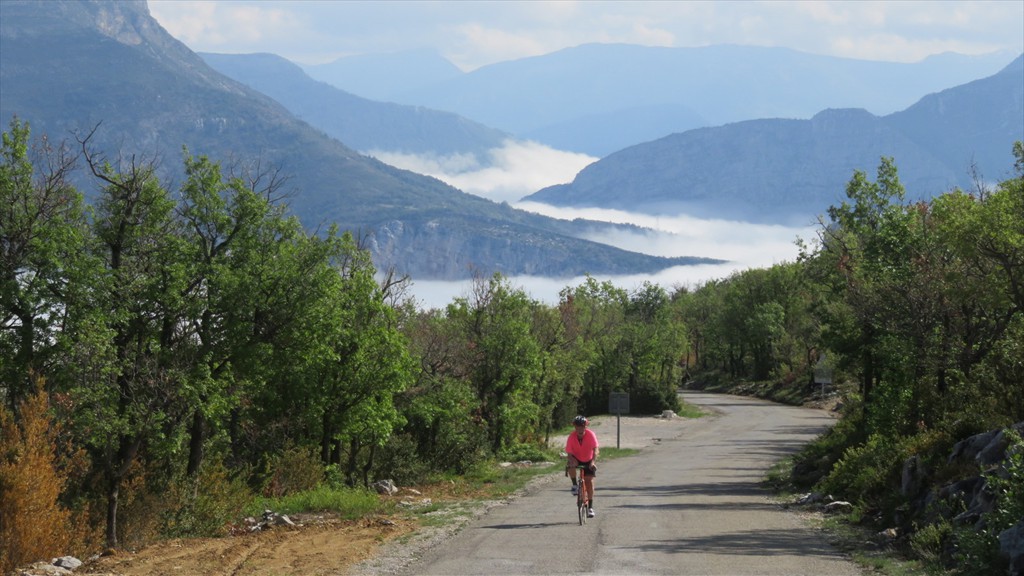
left=0, top=0, right=716, bottom=280
left=200, top=52, right=508, bottom=159
left=524, top=56, right=1024, bottom=225
left=318, top=43, right=1018, bottom=157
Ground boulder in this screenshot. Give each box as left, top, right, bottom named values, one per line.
left=977, top=422, right=1024, bottom=467
left=901, top=454, right=928, bottom=498
left=372, top=479, right=398, bottom=495
left=999, top=521, right=1024, bottom=576
left=794, top=492, right=828, bottom=505
left=51, top=557, right=81, bottom=570
left=949, top=429, right=1000, bottom=466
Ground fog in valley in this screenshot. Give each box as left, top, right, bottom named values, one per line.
left=372, top=141, right=818, bottom=310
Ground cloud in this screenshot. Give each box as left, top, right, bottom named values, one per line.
left=368, top=141, right=815, bottom=310
left=150, top=0, right=304, bottom=50
left=449, top=23, right=552, bottom=71
left=151, top=1, right=1023, bottom=70
left=366, top=140, right=597, bottom=204
left=514, top=203, right=815, bottom=264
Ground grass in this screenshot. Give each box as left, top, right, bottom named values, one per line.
left=817, top=515, right=936, bottom=576
left=676, top=398, right=706, bottom=419
left=244, top=485, right=389, bottom=519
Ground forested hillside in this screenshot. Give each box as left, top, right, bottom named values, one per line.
left=2, top=116, right=1022, bottom=574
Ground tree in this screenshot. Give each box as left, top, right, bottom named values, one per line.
left=308, top=231, right=414, bottom=485
left=618, top=282, right=685, bottom=412
left=447, top=274, right=542, bottom=453
left=563, top=276, right=628, bottom=414
left=72, top=140, right=186, bottom=548
left=0, top=118, right=89, bottom=412
left=820, top=157, right=908, bottom=406
left=174, top=150, right=298, bottom=480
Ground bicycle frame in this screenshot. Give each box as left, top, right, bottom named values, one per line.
left=575, top=464, right=590, bottom=525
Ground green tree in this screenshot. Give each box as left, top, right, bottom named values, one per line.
left=73, top=144, right=187, bottom=548
left=564, top=276, right=628, bottom=414
left=398, top=308, right=485, bottom=473
left=310, top=232, right=414, bottom=486
left=0, top=119, right=89, bottom=411
left=820, top=157, right=909, bottom=406
left=447, top=274, right=542, bottom=453
left=618, top=282, right=685, bottom=412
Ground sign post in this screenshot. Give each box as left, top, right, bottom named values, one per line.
left=813, top=353, right=833, bottom=400
left=608, top=392, right=630, bottom=449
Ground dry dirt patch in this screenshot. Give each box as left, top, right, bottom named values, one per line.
left=71, top=515, right=413, bottom=576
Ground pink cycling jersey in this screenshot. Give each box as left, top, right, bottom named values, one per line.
left=565, top=428, right=599, bottom=462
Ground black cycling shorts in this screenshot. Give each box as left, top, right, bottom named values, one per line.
left=575, top=459, right=596, bottom=477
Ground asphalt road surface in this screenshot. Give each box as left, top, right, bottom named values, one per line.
left=397, top=392, right=864, bottom=576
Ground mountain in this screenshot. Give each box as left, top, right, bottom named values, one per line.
left=524, top=56, right=1024, bottom=225
left=312, top=43, right=1018, bottom=157
left=200, top=52, right=508, bottom=160
left=0, top=0, right=717, bottom=281
left=303, top=49, right=463, bottom=104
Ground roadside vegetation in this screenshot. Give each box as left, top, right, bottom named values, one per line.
left=1, top=116, right=1021, bottom=574
left=682, top=146, right=1024, bottom=575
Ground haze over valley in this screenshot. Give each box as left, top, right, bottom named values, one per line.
left=2, top=0, right=1022, bottom=309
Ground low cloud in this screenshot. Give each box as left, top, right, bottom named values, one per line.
left=405, top=210, right=815, bottom=310
left=366, top=140, right=597, bottom=204
left=370, top=142, right=817, bottom=310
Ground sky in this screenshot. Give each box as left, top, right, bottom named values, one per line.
left=147, top=0, right=1024, bottom=309
left=149, top=0, right=1024, bottom=71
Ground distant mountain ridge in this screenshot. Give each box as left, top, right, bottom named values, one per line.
left=524, top=56, right=1024, bottom=225
left=0, top=0, right=715, bottom=281
left=306, top=43, right=1018, bottom=156
left=200, top=52, right=508, bottom=161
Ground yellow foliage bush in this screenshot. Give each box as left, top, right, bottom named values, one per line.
left=0, top=384, right=74, bottom=573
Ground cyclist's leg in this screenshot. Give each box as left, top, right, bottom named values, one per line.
left=583, top=466, right=596, bottom=515
left=567, top=455, right=580, bottom=492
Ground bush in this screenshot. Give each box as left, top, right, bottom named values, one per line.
left=0, top=385, right=75, bottom=572
left=909, top=518, right=955, bottom=572
left=819, top=432, right=907, bottom=518
left=951, top=429, right=1023, bottom=575
left=498, top=442, right=557, bottom=463
left=161, top=460, right=254, bottom=537
left=372, top=433, right=433, bottom=486
left=262, top=445, right=324, bottom=497
left=790, top=400, right=868, bottom=488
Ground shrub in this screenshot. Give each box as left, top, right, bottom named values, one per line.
left=372, top=433, right=432, bottom=485
left=790, top=400, right=867, bottom=488
left=161, top=460, right=254, bottom=537
left=952, top=429, right=1023, bottom=575
left=818, top=432, right=907, bottom=518
left=0, top=385, right=73, bottom=572
left=498, top=442, right=557, bottom=463
left=910, top=519, right=953, bottom=566
left=262, top=445, right=324, bottom=497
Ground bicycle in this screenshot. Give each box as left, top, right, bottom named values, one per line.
left=575, top=464, right=591, bottom=525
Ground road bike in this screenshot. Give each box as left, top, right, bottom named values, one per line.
left=575, top=464, right=591, bottom=525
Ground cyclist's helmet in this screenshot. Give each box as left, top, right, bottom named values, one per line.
left=573, top=415, right=588, bottom=426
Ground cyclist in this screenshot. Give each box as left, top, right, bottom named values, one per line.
left=565, top=415, right=599, bottom=518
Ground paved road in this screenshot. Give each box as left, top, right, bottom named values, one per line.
left=396, top=392, right=864, bottom=576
